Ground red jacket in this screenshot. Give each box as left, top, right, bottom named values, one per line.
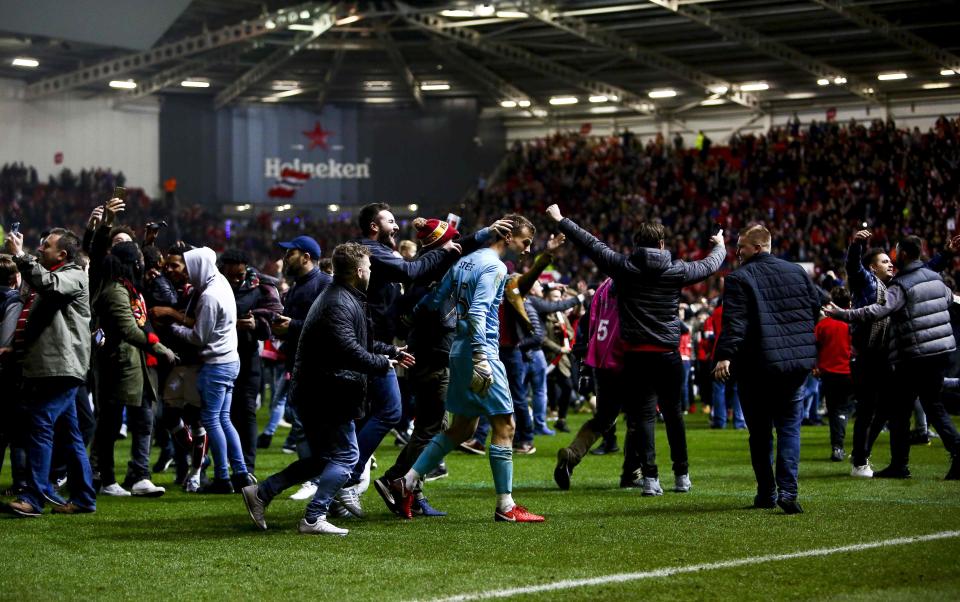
left=815, top=317, right=852, bottom=375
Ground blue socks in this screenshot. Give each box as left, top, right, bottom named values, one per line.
left=412, top=433, right=455, bottom=477
left=488, top=444, right=513, bottom=495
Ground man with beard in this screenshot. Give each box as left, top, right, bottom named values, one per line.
left=217, top=250, right=282, bottom=478
left=241, top=242, right=414, bottom=535
left=262, top=236, right=331, bottom=500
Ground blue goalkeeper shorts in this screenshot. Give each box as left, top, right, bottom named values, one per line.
left=445, top=353, right=513, bottom=418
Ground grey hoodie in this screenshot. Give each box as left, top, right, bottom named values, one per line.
left=171, top=247, right=239, bottom=364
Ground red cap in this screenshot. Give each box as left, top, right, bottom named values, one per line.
left=413, top=217, right=459, bottom=250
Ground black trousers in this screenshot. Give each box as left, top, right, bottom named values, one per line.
left=94, top=399, right=154, bottom=485
left=622, top=351, right=688, bottom=479
left=564, top=368, right=640, bottom=476
left=384, top=361, right=449, bottom=481
left=231, top=356, right=262, bottom=472
left=549, top=370, right=574, bottom=420
left=889, top=354, right=960, bottom=469
left=850, top=354, right=893, bottom=466
left=820, top=372, right=855, bottom=450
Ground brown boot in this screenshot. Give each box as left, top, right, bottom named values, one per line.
left=51, top=502, right=95, bottom=515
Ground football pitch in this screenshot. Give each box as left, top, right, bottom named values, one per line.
left=1, top=410, right=959, bottom=601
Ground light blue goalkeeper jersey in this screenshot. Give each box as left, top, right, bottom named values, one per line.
left=420, top=247, right=507, bottom=358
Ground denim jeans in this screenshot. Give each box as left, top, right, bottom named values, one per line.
left=502, top=346, right=533, bottom=445
left=20, top=379, right=96, bottom=511
left=263, top=370, right=290, bottom=436
left=738, top=371, right=806, bottom=503
left=523, top=350, right=550, bottom=432
left=348, top=368, right=401, bottom=485
left=803, top=373, right=821, bottom=422
left=95, top=400, right=154, bottom=485
left=711, top=380, right=746, bottom=429
left=197, top=361, right=246, bottom=480
left=259, top=412, right=358, bottom=522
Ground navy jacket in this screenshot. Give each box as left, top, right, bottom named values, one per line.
left=714, top=252, right=820, bottom=376
left=289, top=282, right=396, bottom=422
left=281, top=267, right=332, bottom=370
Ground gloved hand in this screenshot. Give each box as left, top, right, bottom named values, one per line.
left=153, top=343, right=177, bottom=365
left=470, top=353, right=494, bottom=396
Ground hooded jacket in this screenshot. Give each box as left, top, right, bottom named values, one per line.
left=171, top=248, right=239, bottom=365
left=559, top=218, right=725, bottom=348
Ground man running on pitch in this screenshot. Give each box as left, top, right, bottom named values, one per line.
left=387, top=214, right=545, bottom=522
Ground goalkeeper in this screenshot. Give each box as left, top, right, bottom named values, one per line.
left=387, top=214, right=545, bottom=523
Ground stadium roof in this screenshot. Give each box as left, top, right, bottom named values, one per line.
left=0, top=0, right=958, bottom=117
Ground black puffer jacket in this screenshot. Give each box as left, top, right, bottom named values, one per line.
left=560, top=218, right=725, bottom=348
left=289, top=281, right=397, bottom=421
left=713, top=252, right=820, bottom=376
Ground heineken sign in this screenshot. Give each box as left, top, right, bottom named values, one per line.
left=264, top=157, right=372, bottom=180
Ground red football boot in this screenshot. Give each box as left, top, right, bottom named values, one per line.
left=494, top=504, right=545, bottom=522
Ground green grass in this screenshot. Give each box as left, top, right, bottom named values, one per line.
left=1, top=408, right=959, bottom=601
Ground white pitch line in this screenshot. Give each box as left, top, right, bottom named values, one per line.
left=414, top=530, right=960, bottom=602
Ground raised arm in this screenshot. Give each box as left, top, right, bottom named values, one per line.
left=680, top=240, right=726, bottom=285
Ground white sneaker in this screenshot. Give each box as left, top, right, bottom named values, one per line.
left=277, top=419, right=293, bottom=429
left=298, top=516, right=348, bottom=536
left=673, top=474, right=692, bottom=493
left=130, top=479, right=166, bottom=497
left=851, top=463, right=874, bottom=478
left=184, top=475, right=201, bottom=493
left=335, top=485, right=365, bottom=517
left=100, top=482, right=131, bottom=497
left=641, top=477, right=663, bottom=497
left=290, top=481, right=318, bottom=501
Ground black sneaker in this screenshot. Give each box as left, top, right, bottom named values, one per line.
left=199, top=478, right=234, bottom=494
left=873, top=465, right=911, bottom=479
left=554, top=449, right=574, bottom=490
left=830, top=447, right=845, bottom=462
left=153, top=450, right=174, bottom=473
left=554, top=419, right=570, bottom=433
left=256, top=433, right=273, bottom=449
left=946, top=456, right=960, bottom=481
left=619, top=468, right=643, bottom=489
left=777, top=498, right=804, bottom=514
left=231, top=472, right=257, bottom=492
left=425, top=463, right=448, bottom=482
left=373, top=476, right=399, bottom=515
left=752, top=495, right=777, bottom=509
left=908, top=429, right=931, bottom=446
